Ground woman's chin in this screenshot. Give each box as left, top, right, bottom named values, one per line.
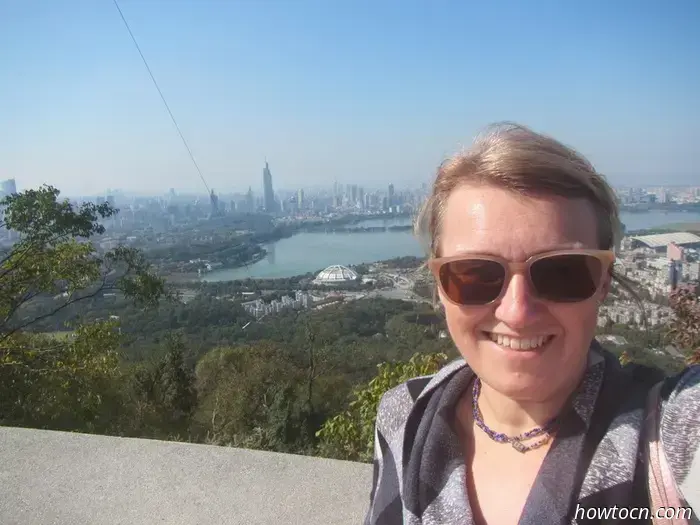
left=481, top=379, right=552, bottom=402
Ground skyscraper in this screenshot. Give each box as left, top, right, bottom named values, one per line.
left=246, top=186, right=254, bottom=213
left=262, top=161, right=276, bottom=212
left=0, top=178, right=17, bottom=198
left=209, top=190, right=221, bottom=217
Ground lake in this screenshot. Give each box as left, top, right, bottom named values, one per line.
left=202, top=211, right=700, bottom=282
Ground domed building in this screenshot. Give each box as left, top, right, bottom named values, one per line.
left=313, top=264, right=359, bottom=285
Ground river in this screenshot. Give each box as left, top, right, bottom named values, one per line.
left=201, top=211, right=700, bottom=282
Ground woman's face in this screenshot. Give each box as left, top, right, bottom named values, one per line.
left=437, top=184, right=610, bottom=402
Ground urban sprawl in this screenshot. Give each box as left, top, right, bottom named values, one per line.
left=1, top=170, right=699, bottom=361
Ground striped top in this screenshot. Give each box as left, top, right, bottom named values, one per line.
left=364, top=344, right=700, bottom=524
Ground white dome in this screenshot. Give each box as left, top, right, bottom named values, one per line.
left=314, top=264, right=358, bottom=283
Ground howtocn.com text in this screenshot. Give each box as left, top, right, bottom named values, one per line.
left=575, top=504, right=693, bottom=521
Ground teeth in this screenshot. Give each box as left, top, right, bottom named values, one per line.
left=489, top=333, right=550, bottom=350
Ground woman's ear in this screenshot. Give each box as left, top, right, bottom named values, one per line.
left=599, top=271, right=613, bottom=304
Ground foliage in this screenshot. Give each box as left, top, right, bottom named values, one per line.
left=155, top=332, right=198, bottom=432
left=667, top=285, right=700, bottom=365
left=192, top=342, right=311, bottom=452
left=597, top=320, right=685, bottom=376
left=0, top=185, right=168, bottom=432
left=618, top=350, right=632, bottom=366
left=0, top=185, right=169, bottom=338
left=147, top=237, right=265, bottom=270
left=611, top=324, right=663, bottom=347
left=116, top=332, right=197, bottom=439
left=379, top=256, right=423, bottom=269
left=189, top=274, right=372, bottom=297
left=0, top=321, right=122, bottom=431
left=316, top=352, right=449, bottom=462
left=3, top=184, right=693, bottom=464
left=602, top=342, right=684, bottom=376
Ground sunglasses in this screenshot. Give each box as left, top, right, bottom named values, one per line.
left=427, top=249, right=615, bottom=306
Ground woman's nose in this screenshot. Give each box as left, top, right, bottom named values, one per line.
left=493, top=273, right=543, bottom=329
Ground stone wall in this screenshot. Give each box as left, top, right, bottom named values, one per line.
left=0, top=427, right=372, bottom=525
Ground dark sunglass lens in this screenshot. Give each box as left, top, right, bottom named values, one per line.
left=531, top=254, right=602, bottom=302
left=439, top=259, right=505, bottom=305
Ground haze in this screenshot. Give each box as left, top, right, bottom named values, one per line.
left=1, top=0, right=699, bottom=196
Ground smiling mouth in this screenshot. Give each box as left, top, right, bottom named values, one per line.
left=483, top=331, right=556, bottom=351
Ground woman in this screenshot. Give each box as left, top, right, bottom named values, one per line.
left=364, top=124, right=699, bottom=524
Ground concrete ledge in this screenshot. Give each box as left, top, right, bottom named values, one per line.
left=0, top=426, right=372, bottom=525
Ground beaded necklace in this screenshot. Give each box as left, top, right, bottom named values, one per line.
left=471, top=377, right=558, bottom=453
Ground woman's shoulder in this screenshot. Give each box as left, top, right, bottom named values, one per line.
left=659, top=364, right=700, bottom=511
left=660, top=364, right=700, bottom=438
left=661, top=363, right=700, bottom=405
left=375, top=358, right=467, bottom=437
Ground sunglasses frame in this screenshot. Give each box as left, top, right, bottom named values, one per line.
left=427, top=248, right=616, bottom=307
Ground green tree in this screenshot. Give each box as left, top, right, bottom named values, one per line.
left=316, top=352, right=448, bottom=462
left=0, top=185, right=169, bottom=431
left=158, top=332, right=197, bottom=434
left=0, top=320, right=123, bottom=430
left=117, top=332, right=197, bottom=439
left=354, top=263, right=369, bottom=275
left=193, top=342, right=308, bottom=452
left=667, top=285, right=700, bottom=365
left=618, top=350, right=632, bottom=366
left=119, top=359, right=166, bottom=437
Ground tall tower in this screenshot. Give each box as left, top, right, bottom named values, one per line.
left=246, top=186, right=254, bottom=213
left=262, top=161, right=276, bottom=212
left=209, top=189, right=220, bottom=217
left=0, top=178, right=17, bottom=198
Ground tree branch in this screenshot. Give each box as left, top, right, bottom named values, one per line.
left=1, top=340, right=72, bottom=358
left=0, top=275, right=112, bottom=342
left=0, top=288, right=42, bottom=331
left=0, top=232, right=78, bottom=280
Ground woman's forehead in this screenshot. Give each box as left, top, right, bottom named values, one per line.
left=438, top=185, right=599, bottom=257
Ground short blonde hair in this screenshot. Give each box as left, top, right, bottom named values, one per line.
left=415, top=122, right=622, bottom=257
left=414, top=122, right=646, bottom=318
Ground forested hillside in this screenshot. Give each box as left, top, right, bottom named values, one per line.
left=1, top=187, right=697, bottom=463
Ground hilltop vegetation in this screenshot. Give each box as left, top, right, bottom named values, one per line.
left=0, top=186, right=697, bottom=462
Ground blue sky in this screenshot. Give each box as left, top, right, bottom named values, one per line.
left=1, top=0, right=699, bottom=196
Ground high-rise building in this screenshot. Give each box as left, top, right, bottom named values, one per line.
left=297, top=188, right=304, bottom=209
left=1, top=178, right=17, bottom=197
left=388, top=183, right=395, bottom=208
left=668, top=260, right=682, bottom=290
left=209, top=190, right=221, bottom=217
left=262, top=161, right=276, bottom=212
left=244, top=187, right=254, bottom=213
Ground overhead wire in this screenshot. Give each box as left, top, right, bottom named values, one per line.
left=112, top=0, right=304, bottom=336
left=112, top=0, right=210, bottom=195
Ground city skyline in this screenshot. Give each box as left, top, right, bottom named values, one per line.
left=2, top=1, right=699, bottom=195
left=3, top=173, right=700, bottom=204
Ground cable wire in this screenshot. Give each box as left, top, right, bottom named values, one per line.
left=112, top=0, right=301, bottom=336
left=112, top=0, right=210, bottom=194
